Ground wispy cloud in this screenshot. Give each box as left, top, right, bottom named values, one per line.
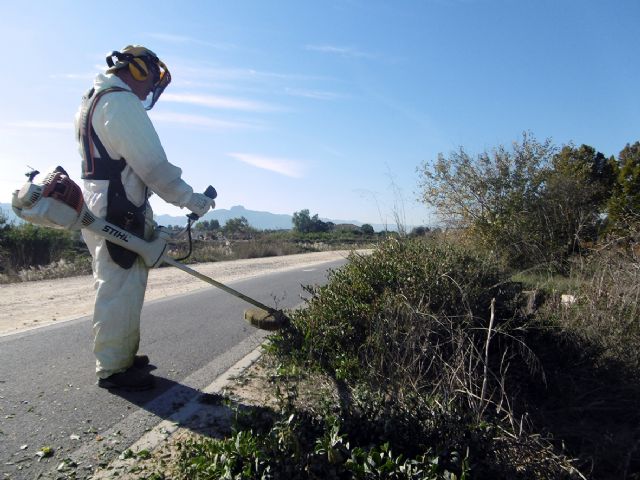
left=228, top=153, right=305, bottom=178
left=49, top=72, right=96, bottom=80
left=145, top=32, right=236, bottom=51
left=284, top=87, right=343, bottom=101
left=150, top=112, right=260, bottom=131
left=5, top=121, right=71, bottom=131
left=305, top=44, right=376, bottom=59
left=161, top=93, right=278, bottom=112
left=174, top=64, right=332, bottom=85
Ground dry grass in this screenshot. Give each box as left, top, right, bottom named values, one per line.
left=0, top=257, right=92, bottom=284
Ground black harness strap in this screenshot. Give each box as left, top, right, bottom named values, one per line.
left=78, top=86, right=146, bottom=269
left=79, top=87, right=127, bottom=180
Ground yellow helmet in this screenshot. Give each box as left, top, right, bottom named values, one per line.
left=105, top=45, right=171, bottom=110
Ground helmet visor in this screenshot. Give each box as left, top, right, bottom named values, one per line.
left=143, top=60, right=171, bottom=110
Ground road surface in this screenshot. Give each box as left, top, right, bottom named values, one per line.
left=0, top=258, right=346, bottom=479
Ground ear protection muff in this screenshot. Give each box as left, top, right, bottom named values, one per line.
left=104, top=46, right=171, bottom=110
left=105, top=51, right=151, bottom=81
left=128, top=57, right=150, bottom=81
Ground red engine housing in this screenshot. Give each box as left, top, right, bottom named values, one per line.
left=41, top=170, right=84, bottom=214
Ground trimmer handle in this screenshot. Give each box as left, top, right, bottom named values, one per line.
left=187, top=185, right=217, bottom=221
left=204, top=185, right=217, bottom=200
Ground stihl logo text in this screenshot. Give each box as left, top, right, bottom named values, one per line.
left=102, top=225, right=130, bottom=242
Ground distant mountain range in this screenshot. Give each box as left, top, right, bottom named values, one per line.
left=1, top=203, right=398, bottom=232
left=156, top=205, right=294, bottom=230
left=154, top=205, right=392, bottom=231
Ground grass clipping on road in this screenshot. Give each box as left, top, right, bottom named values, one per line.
left=96, top=237, right=640, bottom=479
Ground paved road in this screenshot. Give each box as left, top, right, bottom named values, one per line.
left=0, top=258, right=345, bottom=479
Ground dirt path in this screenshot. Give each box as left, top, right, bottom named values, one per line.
left=0, top=250, right=361, bottom=336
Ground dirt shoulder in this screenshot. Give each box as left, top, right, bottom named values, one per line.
left=0, top=250, right=362, bottom=336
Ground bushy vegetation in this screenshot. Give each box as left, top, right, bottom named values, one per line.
left=171, top=134, right=640, bottom=479
left=417, top=134, right=630, bottom=271
left=173, top=236, right=640, bottom=478
left=173, top=239, right=573, bottom=478
left=0, top=214, right=92, bottom=282
left=276, top=239, right=503, bottom=382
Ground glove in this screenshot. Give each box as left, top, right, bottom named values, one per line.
left=186, top=192, right=215, bottom=217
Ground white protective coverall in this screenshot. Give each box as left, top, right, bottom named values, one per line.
left=75, top=73, right=195, bottom=379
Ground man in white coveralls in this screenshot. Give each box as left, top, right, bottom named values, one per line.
left=76, top=45, right=215, bottom=390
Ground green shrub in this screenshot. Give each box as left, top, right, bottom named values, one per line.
left=0, top=223, right=74, bottom=272
left=176, top=413, right=467, bottom=480
left=277, top=238, right=504, bottom=382
left=173, top=237, right=584, bottom=479
left=264, top=237, right=584, bottom=478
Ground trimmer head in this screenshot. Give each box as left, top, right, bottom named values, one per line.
left=244, top=308, right=289, bottom=331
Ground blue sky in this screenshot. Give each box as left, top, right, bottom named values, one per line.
left=1, top=0, right=638, bottom=228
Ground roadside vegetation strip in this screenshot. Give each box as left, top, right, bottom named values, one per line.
left=166, top=235, right=640, bottom=479
left=0, top=213, right=380, bottom=285
left=162, top=239, right=571, bottom=479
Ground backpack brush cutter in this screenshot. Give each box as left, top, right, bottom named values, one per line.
left=11, top=167, right=289, bottom=331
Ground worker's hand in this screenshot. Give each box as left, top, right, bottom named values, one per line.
left=186, top=192, right=215, bottom=217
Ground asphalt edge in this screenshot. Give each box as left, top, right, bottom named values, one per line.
left=90, top=343, right=264, bottom=477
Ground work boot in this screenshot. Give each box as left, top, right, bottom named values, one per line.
left=133, top=354, right=150, bottom=368
left=97, top=368, right=155, bottom=391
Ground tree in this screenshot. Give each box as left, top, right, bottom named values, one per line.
left=360, top=224, right=375, bottom=235
left=418, top=135, right=622, bottom=269
left=543, top=144, right=615, bottom=253
left=292, top=209, right=330, bottom=233
left=410, top=226, right=430, bottom=237
left=550, top=144, right=615, bottom=204
left=418, top=133, right=556, bottom=267
left=292, top=209, right=312, bottom=232
left=195, top=219, right=220, bottom=231
left=223, top=216, right=253, bottom=237
left=607, top=142, right=640, bottom=233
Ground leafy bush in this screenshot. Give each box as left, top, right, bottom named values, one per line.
left=418, top=134, right=618, bottom=271
left=176, top=413, right=470, bottom=480
left=277, top=238, right=504, bottom=382
left=171, top=237, right=588, bottom=479
left=0, top=223, right=75, bottom=273
left=264, top=238, right=582, bottom=477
